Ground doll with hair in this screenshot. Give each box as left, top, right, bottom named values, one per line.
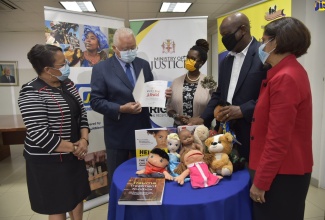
left=136, top=148, right=173, bottom=180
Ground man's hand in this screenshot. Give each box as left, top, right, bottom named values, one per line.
left=119, top=102, right=142, bottom=114
left=165, top=87, right=172, bottom=98
left=216, top=105, right=243, bottom=122
left=188, top=116, right=204, bottom=125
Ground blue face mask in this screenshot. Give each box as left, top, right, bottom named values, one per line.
left=57, top=63, right=70, bottom=81
left=258, top=39, right=275, bottom=64
left=51, top=61, right=70, bottom=81
left=117, top=48, right=138, bottom=63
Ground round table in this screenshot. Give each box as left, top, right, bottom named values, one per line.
left=108, top=158, right=252, bottom=220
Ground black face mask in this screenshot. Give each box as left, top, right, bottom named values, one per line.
left=222, top=26, right=244, bottom=51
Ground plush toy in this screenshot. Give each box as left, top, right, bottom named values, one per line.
left=178, top=129, right=204, bottom=155
left=213, top=104, right=246, bottom=172
left=205, top=133, right=233, bottom=176
left=193, top=125, right=210, bottom=151
left=136, top=148, right=173, bottom=180
left=174, top=149, right=222, bottom=188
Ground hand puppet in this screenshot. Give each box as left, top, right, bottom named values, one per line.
left=136, top=148, right=173, bottom=180
left=174, top=149, right=222, bottom=188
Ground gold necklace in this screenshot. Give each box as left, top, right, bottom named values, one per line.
left=186, top=72, right=200, bottom=82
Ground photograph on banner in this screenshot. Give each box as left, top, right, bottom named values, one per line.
left=79, top=24, right=109, bottom=67
left=44, top=6, right=125, bottom=210
left=45, top=20, right=116, bottom=67
left=71, top=67, right=110, bottom=200
left=45, top=20, right=81, bottom=66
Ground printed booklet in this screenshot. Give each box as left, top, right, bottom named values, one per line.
left=135, top=127, right=170, bottom=170
left=118, top=177, right=165, bottom=205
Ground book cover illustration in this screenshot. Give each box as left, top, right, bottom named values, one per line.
left=136, top=128, right=175, bottom=170
left=132, top=69, right=168, bottom=108
left=118, top=177, right=165, bottom=205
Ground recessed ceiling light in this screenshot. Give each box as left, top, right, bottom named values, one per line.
left=60, top=1, right=96, bottom=12
left=160, top=2, right=192, bottom=13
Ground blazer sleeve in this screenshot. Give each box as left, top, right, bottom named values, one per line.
left=18, top=85, right=61, bottom=153
left=90, top=62, right=121, bottom=121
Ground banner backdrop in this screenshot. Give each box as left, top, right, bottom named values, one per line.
left=130, top=17, right=208, bottom=127
left=217, top=0, right=291, bottom=62
left=44, top=6, right=124, bottom=210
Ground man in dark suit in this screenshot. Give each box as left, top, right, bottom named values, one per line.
left=189, top=12, right=267, bottom=161
left=0, top=67, right=15, bottom=83
left=90, top=27, right=154, bottom=190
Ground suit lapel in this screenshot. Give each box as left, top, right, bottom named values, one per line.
left=132, top=58, right=141, bottom=82
left=112, top=56, right=134, bottom=90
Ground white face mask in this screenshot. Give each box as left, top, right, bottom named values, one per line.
left=116, top=47, right=138, bottom=63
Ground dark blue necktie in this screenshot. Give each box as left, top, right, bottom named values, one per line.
left=125, top=63, right=135, bottom=87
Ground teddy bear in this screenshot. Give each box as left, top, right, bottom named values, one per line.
left=205, top=132, right=233, bottom=176
left=136, top=148, right=173, bottom=180
left=193, top=125, right=210, bottom=151
left=174, top=148, right=222, bottom=188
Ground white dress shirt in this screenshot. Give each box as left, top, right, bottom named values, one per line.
left=226, top=37, right=253, bottom=104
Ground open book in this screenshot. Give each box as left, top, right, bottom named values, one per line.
left=132, top=69, right=168, bottom=108
left=118, top=177, right=165, bottom=205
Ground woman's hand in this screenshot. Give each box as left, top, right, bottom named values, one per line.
left=250, top=184, right=266, bottom=203
left=73, top=138, right=88, bottom=160
left=165, top=87, right=172, bottom=98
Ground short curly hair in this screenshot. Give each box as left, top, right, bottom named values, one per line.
left=264, top=17, right=311, bottom=58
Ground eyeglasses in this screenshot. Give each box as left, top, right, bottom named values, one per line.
left=116, top=47, right=138, bottom=53
left=51, top=59, right=69, bottom=70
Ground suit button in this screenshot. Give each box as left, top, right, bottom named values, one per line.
left=250, top=136, right=254, bottom=140
left=252, top=117, right=255, bottom=122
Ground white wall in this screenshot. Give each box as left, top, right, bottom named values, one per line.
left=292, top=0, right=325, bottom=188
left=0, top=32, right=43, bottom=115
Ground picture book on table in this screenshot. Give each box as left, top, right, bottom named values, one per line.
left=118, top=177, right=165, bottom=205
left=135, top=127, right=176, bottom=170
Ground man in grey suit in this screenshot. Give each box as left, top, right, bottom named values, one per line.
left=0, top=67, right=15, bottom=83
left=189, top=12, right=268, bottom=161
left=90, top=27, right=154, bottom=190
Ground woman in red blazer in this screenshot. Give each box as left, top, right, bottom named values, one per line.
left=249, top=17, right=313, bottom=220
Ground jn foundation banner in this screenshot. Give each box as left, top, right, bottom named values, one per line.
left=44, top=6, right=124, bottom=210
left=217, top=0, right=291, bottom=62
left=130, top=16, right=208, bottom=127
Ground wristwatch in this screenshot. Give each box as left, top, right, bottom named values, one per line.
left=172, top=113, right=179, bottom=120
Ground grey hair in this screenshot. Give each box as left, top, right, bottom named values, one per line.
left=113, top=27, right=135, bottom=47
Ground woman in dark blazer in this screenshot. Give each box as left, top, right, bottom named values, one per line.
left=18, top=44, right=90, bottom=219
